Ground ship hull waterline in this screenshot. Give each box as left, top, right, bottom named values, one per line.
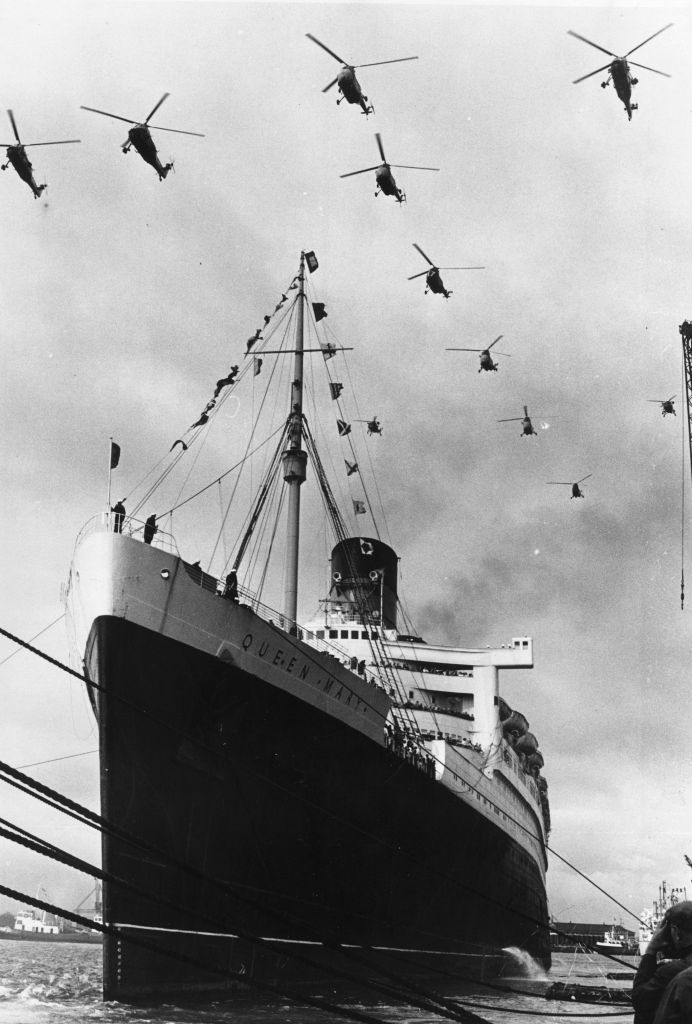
left=85, top=614, right=550, bottom=1004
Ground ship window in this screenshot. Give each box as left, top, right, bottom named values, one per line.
left=340, top=630, right=349, bottom=639
left=351, top=630, right=359, bottom=639
left=361, top=631, right=368, bottom=639
left=409, top=691, right=414, bottom=699
left=329, top=630, right=338, bottom=639
left=316, top=630, right=324, bottom=639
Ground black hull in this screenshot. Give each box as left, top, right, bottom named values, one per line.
left=86, top=615, right=550, bottom=1003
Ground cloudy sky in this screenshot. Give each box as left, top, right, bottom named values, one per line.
left=1, top=0, right=691, bottom=938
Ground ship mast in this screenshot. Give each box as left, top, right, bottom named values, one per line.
left=282, top=251, right=308, bottom=624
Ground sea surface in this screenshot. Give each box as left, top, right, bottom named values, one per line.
left=0, top=945, right=637, bottom=1024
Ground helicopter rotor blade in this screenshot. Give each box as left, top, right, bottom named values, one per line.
left=375, top=133, right=387, bottom=163
left=407, top=270, right=431, bottom=280
left=446, top=348, right=482, bottom=352
left=7, top=110, right=21, bottom=144
left=21, top=140, right=82, bottom=147
left=488, top=335, right=504, bottom=349
left=572, top=63, right=613, bottom=84
left=628, top=60, right=671, bottom=78
left=547, top=482, right=572, bottom=486
left=144, top=93, right=170, bottom=125
left=306, top=34, right=350, bottom=67
left=497, top=418, right=523, bottom=423
left=576, top=474, right=593, bottom=485
left=625, top=23, right=673, bottom=58
left=567, top=30, right=617, bottom=59
left=413, top=243, right=435, bottom=267
left=438, top=266, right=485, bottom=270
left=390, top=163, right=440, bottom=171
left=354, top=56, right=419, bottom=68
left=340, top=165, right=381, bottom=178
left=81, top=105, right=139, bottom=126
left=322, top=77, right=340, bottom=93
left=146, top=123, right=205, bottom=137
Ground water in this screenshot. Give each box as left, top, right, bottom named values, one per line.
left=0, top=945, right=637, bottom=1024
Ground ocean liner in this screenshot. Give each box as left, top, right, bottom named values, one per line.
left=65, top=252, right=551, bottom=1003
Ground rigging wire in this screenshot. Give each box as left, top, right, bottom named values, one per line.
left=17, top=749, right=97, bottom=770
left=210, top=305, right=297, bottom=576
left=0, top=612, right=64, bottom=668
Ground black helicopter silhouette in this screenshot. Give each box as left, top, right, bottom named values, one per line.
left=548, top=474, right=592, bottom=499
left=408, top=243, right=484, bottom=299
left=356, top=418, right=383, bottom=435
left=1, top=110, right=80, bottom=198
left=648, top=395, right=676, bottom=416
left=498, top=405, right=541, bottom=437
left=340, top=134, right=438, bottom=204
left=446, top=335, right=510, bottom=372
left=568, top=24, right=672, bottom=121
left=80, top=94, right=204, bottom=180
left=306, top=34, right=418, bottom=116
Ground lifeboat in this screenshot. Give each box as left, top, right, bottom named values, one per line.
left=514, top=731, right=538, bottom=755
left=501, top=710, right=529, bottom=738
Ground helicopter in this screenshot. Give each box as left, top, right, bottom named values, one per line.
left=446, top=335, right=509, bottom=372
left=648, top=395, right=676, bottom=416
left=356, top=417, right=383, bottom=435
left=498, top=405, right=539, bottom=437
left=306, top=34, right=418, bottom=116
left=547, top=475, right=592, bottom=499
left=340, top=133, right=438, bottom=204
left=1, top=110, right=80, bottom=199
left=408, top=243, right=484, bottom=298
left=80, top=94, right=204, bottom=180
left=568, top=24, right=672, bottom=121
